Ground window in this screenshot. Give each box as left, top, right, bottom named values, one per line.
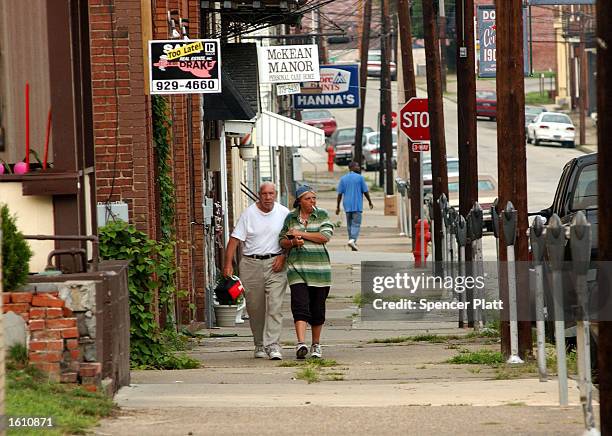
left=0, top=2, right=52, bottom=167
left=571, top=164, right=597, bottom=210
left=541, top=114, right=572, bottom=124
left=478, top=180, right=495, bottom=191
left=476, top=91, right=496, bottom=100
left=301, top=110, right=332, bottom=120
left=336, top=129, right=356, bottom=142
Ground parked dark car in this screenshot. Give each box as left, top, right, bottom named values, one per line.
left=532, top=153, right=598, bottom=348
left=301, top=109, right=337, bottom=137
left=328, top=126, right=374, bottom=165
left=476, top=90, right=497, bottom=120
left=536, top=152, right=597, bottom=257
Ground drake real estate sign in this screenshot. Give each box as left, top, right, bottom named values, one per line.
left=293, top=64, right=361, bottom=109
left=257, top=45, right=320, bottom=84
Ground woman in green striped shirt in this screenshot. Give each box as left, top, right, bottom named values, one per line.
left=279, top=185, right=334, bottom=359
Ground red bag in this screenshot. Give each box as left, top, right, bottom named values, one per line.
left=214, top=275, right=244, bottom=304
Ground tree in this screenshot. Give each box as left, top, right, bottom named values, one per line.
left=1, top=204, right=33, bottom=291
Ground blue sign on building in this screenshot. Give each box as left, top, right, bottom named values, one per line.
left=293, top=64, right=361, bottom=109
left=477, top=6, right=531, bottom=78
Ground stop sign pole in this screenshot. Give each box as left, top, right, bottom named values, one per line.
left=400, top=98, right=430, bottom=267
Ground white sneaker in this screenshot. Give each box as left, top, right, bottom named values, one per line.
left=310, top=343, right=322, bottom=358
left=347, top=240, right=358, bottom=251
left=267, top=344, right=283, bottom=360
left=254, top=345, right=267, bottom=359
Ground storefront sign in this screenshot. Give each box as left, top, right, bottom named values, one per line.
left=293, top=64, right=360, bottom=109
left=149, top=39, right=221, bottom=94
left=257, top=45, right=320, bottom=84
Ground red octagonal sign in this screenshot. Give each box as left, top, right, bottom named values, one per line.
left=399, top=98, right=430, bottom=142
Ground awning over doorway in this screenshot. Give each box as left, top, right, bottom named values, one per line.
left=254, top=110, right=325, bottom=148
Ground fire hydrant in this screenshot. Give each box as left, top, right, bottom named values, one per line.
left=326, top=145, right=335, bottom=173
left=413, top=219, right=431, bottom=267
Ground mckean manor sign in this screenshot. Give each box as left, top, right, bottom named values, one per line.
left=257, top=44, right=320, bottom=84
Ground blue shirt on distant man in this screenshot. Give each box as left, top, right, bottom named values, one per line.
left=336, top=162, right=374, bottom=251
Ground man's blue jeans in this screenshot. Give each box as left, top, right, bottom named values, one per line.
left=346, top=211, right=362, bottom=241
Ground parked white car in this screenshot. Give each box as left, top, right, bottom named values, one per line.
left=527, top=112, right=575, bottom=148
left=362, top=131, right=397, bottom=171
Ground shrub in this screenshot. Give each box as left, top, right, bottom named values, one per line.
left=1, top=203, right=33, bottom=291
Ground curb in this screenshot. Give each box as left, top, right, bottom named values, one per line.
left=577, top=144, right=597, bottom=155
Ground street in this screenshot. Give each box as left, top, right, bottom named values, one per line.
left=328, top=77, right=584, bottom=213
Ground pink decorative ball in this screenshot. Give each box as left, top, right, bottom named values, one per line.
left=0, top=164, right=4, bottom=175
left=13, top=162, right=29, bottom=175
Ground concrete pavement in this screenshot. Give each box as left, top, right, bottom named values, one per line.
left=95, top=186, right=598, bottom=435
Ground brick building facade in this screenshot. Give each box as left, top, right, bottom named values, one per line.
left=89, top=0, right=207, bottom=325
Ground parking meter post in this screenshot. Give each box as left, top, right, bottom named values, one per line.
left=439, top=193, right=449, bottom=275
left=530, top=215, right=548, bottom=382
left=420, top=155, right=425, bottom=268
left=427, top=199, right=435, bottom=274
left=456, top=215, right=468, bottom=328
left=492, top=198, right=500, bottom=259
left=406, top=182, right=412, bottom=238
left=466, top=210, right=476, bottom=328
left=448, top=207, right=458, bottom=295
left=546, top=214, right=568, bottom=406
left=396, top=179, right=407, bottom=236
left=502, top=201, right=523, bottom=364
left=569, top=212, right=597, bottom=432
left=472, top=202, right=484, bottom=329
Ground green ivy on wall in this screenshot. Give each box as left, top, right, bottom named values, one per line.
left=98, top=220, right=197, bottom=369
left=152, top=95, right=176, bottom=241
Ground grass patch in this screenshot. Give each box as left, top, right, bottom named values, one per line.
left=279, top=358, right=338, bottom=368
left=525, top=91, right=553, bottom=105
left=412, top=334, right=460, bottom=343
left=6, top=359, right=115, bottom=435
left=447, top=349, right=504, bottom=365
left=326, top=374, right=344, bottom=381
left=464, top=328, right=499, bottom=339
left=296, top=366, right=320, bottom=384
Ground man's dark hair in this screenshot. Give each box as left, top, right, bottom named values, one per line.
left=348, top=161, right=360, bottom=172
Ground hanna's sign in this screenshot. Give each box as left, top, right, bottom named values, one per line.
left=257, top=45, right=320, bottom=84
left=149, top=39, right=221, bottom=94
left=293, top=64, right=360, bottom=109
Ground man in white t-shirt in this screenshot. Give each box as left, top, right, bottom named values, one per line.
left=223, top=182, right=291, bottom=360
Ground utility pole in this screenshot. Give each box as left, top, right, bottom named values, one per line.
left=496, top=0, right=531, bottom=359
left=439, top=0, right=447, bottom=94
left=398, top=0, right=419, bottom=247
left=422, top=0, right=449, bottom=266
left=579, top=10, right=588, bottom=146
left=317, top=8, right=328, bottom=64
left=354, top=0, right=372, bottom=165
left=381, top=0, right=394, bottom=195
left=455, top=0, right=477, bottom=243
left=596, top=0, right=611, bottom=431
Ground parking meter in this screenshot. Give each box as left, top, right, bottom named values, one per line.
left=568, top=211, right=596, bottom=431
left=491, top=198, right=500, bottom=239
left=546, top=213, right=568, bottom=405
left=471, top=202, right=483, bottom=240
left=456, top=215, right=467, bottom=248
left=530, top=215, right=547, bottom=381
left=502, top=201, right=517, bottom=248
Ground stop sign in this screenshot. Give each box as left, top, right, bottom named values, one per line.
left=399, top=98, right=430, bottom=142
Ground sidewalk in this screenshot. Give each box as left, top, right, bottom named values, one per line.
left=95, top=188, right=597, bottom=435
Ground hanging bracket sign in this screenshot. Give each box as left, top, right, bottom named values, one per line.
left=149, top=39, right=222, bottom=94
left=257, top=44, right=320, bottom=84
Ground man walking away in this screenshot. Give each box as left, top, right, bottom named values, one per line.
left=336, top=162, right=374, bottom=251
left=224, top=182, right=290, bottom=360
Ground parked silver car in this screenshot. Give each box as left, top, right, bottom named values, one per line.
left=362, top=131, right=397, bottom=171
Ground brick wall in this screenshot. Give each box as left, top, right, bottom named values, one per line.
left=89, top=0, right=158, bottom=239
left=3, top=291, right=101, bottom=390
left=90, top=0, right=206, bottom=325
left=152, top=0, right=206, bottom=324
